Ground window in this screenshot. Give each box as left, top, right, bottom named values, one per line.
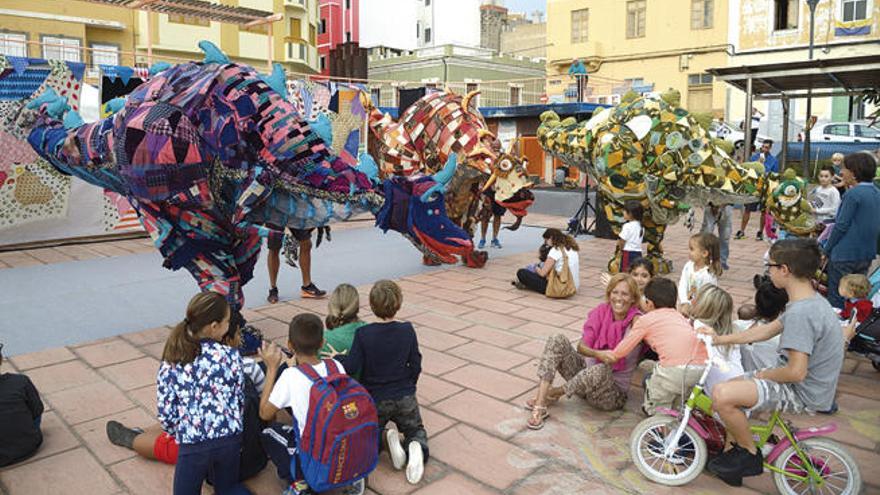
left=466, top=82, right=479, bottom=93
left=691, top=0, right=713, bottom=29
left=626, top=1, right=646, bottom=38
left=773, top=0, right=798, bottom=30
left=345, top=0, right=351, bottom=8
left=824, top=124, right=850, bottom=137
left=687, top=73, right=713, bottom=85
left=854, top=124, right=880, bottom=139
left=319, top=19, right=326, bottom=34
left=842, top=0, right=868, bottom=22
left=370, top=87, right=381, bottom=105
left=168, top=14, right=210, bottom=26
left=346, top=31, right=352, bottom=43
left=425, top=0, right=430, bottom=5
left=0, top=33, right=27, bottom=57
left=91, top=44, right=119, bottom=66
left=424, top=27, right=432, bottom=43
left=509, top=86, right=521, bottom=106
left=42, top=36, right=80, bottom=62
left=310, top=24, right=316, bottom=45
left=416, top=22, right=420, bottom=38
left=290, top=18, right=303, bottom=41
left=571, top=8, right=589, bottom=43
left=319, top=55, right=326, bottom=71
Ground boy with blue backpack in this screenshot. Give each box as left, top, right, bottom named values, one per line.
left=259, top=313, right=378, bottom=495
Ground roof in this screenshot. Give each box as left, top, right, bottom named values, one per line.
left=708, top=55, right=880, bottom=99
left=82, top=0, right=275, bottom=25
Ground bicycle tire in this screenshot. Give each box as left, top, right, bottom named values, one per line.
left=772, top=437, right=862, bottom=495
left=629, top=415, right=708, bottom=486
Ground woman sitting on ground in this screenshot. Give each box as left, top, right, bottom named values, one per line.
left=515, top=228, right=580, bottom=295
left=525, top=274, right=642, bottom=429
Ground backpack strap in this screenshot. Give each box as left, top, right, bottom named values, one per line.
left=323, top=358, right=339, bottom=375
left=296, top=363, right=322, bottom=383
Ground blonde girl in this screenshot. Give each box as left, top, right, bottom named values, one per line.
left=320, top=283, right=367, bottom=359
left=690, top=284, right=742, bottom=393
left=678, top=232, right=722, bottom=315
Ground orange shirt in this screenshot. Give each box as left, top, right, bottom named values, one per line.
left=610, top=308, right=708, bottom=367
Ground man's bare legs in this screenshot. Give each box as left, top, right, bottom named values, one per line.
left=298, top=237, right=312, bottom=288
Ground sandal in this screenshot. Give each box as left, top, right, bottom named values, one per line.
left=527, top=406, right=549, bottom=430
left=523, top=392, right=563, bottom=411
left=267, top=287, right=279, bottom=304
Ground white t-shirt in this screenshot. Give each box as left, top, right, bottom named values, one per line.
left=677, top=261, right=718, bottom=305
left=619, top=220, right=644, bottom=252
left=696, top=320, right=744, bottom=393
left=735, top=319, right=782, bottom=372
left=810, top=185, right=840, bottom=223
left=268, top=359, right=346, bottom=436
left=547, top=247, right=580, bottom=289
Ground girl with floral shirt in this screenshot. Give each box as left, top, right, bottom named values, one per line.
left=157, top=292, right=245, bottom=495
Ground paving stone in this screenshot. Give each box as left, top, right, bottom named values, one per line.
left=510, top=307, right=579, bottom=328
left=454, top=324, right=528, bottom=348
left=420, top=347, right=468, bottom=376
left=0, top=448, right=119, bottom=495
left=120, top=326, right=170, bottom=347
left=256, top=302, right=303, bottom=322
left=46, top=381, right=134, bottom=425
left=416, top=375, right=463, bottom=406
left=73, top=407, right=155, bottom=465
left=430, top=424, right=543, bottom=490
left=99, top=357, right=160, bottom=391
left=26, top=360, right=102, bottom=395
left=410, top=312, right=471, bottom=333
left=418, top=407, right=457, bottom=436
left=413, top=298, right=474, bottom=316
left=9, top=347, right=77, bottom=371
left=17, top=411, right=79, bottom=464
left=459, top=309, right=527, bottom=330
left=442, top=364, right=534, bottom=401
left=128, top=384, right=158, bottom=416
left=468, top=287, right=525, bottom=302
left=75, top=339, right=144, bottom=368
left=433, top=390, right=525, bottom=439
left=366, top=452, right=445, bottom=494
left=411, top=472, right=500, bottom=495
left=449, top=341, right=531, bottom=371
left=141, top=341, right=166, bottom=360
left=109, top=455, right=176, bottom=495
left=510, top=339, right=550, bottom=358
left=252, top=317, right=291, bottom=341
left=414, top=325, right=470, bottom=352
left=509, top=321, right=577, bottom=341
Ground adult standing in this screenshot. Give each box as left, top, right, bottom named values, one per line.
left=266, top=228, right=326, bottom=304
left=524, top=274, right=642, bottom=429
left=702, top=203, right=732, bottom=271
left=568, top=58, right=588, bottom=103
left=515, top=228, right=580, bottom=295
left=736, top=139, right=778, bottom=241
left=824, top=152, right=880, bottom=309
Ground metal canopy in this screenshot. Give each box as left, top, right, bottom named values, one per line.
left=82, top=0, right=275, bottom=26
left=707, top=55, right=880, bottom=100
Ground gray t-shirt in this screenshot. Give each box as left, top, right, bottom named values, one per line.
left=777, top=295, right=844, bottom=411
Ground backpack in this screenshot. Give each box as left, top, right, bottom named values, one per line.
left=291, top=360, right=379, bottom=492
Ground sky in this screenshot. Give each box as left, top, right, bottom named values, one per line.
left=502, top=0, right=546, bottom=16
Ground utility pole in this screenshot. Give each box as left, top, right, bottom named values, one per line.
left=803, top=0, right=820, bottom=178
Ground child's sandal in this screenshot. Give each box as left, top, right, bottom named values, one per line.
left=527, top=406, right=549, bottom=430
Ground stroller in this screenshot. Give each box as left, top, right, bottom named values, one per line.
left=848, top=265, right=880, bottom=372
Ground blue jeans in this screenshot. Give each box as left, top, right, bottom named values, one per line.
left=174, top=435, right=243, bottom=495
left=701, top=205, right=731, bottom=269
left=827, top=259, right=871, bottom=309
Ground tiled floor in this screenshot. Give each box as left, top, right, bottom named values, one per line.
left=1, top=212, right=878, bottom=494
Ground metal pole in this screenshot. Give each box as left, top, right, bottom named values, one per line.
left=802, top=0, right=819, bottom=178
left=744, top=77, right=753, bottom=163
left=781, top=96, right=789, bottom=169
left=145, top=8, right=153, bottom=66
left=268, top=22, right=274, bottom=72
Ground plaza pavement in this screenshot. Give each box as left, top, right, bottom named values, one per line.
left=0, top=212, right=878, bottom=495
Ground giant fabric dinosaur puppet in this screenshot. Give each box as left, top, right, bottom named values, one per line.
left=363, top=90, right=535, bottom=266
left=538, top=90, right=815, bottom=274
left=17, top=42, right=475, bottom=311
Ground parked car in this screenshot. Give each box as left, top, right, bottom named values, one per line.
left=708, top=120, right=771, bottom=152
left=797, top=121, right=880, bottom=143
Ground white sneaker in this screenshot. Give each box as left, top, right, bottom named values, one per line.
left=341, top=479, right=365, bottom=495
left=405, top=442, right=424, bottom=485
left=386, top=429, right=406, bottom=470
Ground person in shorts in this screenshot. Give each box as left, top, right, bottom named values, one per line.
left=266, top=227, right=325, bottom=303
left=702, top=239, right=844, bottom=485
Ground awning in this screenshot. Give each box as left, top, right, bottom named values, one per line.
left=81, top=0, right=275, bottom=25
left=707, top=55, right=880, bottom=100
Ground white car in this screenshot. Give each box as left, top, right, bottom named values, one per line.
left=708, top=120, right=771, bottom=151
left=798, top=121, right=880, bottom=143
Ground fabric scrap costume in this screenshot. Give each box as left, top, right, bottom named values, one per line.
left=538, top=90, right=814, bottom=273
left=18, top=42, right=472, bottom=312
left=364, top=90, right=535, bottom=266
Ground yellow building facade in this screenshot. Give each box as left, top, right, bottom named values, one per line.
left=546, top=0, right=731, bottom=116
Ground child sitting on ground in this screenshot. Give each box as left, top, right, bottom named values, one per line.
left=618, top=200, right=645, bottom=272
left=156, top=292, right=246, bottom=495
left=839, top=274, right=874, bottom=324
left=0, top=342, right=44, bottom=467
left=690, top=285, right=742, bottom=394
left=525, top=243, right=552, bottom=273
left=704, top=238, right=844, bottom=485
left=596, top=277, right=708, bottom=415
left=320, top=284, right=367, bottom=360
left=259, top=313, right=365, bottom=495
left=345, top=280, right=428, bottom=485
left=736, top=276, right=789, bottom=372
left=678, top=233, right=722, bottom=316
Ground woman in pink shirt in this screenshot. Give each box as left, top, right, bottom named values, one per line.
left=525, top=274, right=642, bottom=430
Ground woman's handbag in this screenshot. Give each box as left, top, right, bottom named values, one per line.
left=546, top=250, right=576, bottom=298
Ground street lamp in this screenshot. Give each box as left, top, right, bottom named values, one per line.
left=802, top=0, right=820, bottom=178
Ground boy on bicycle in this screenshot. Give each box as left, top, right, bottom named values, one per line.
left=703, top=239, right=844, bottom=485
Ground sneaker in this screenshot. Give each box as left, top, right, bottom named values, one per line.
left=283, top=480, right=313, bottom=495
left=491, top=238, right=502, bottom=249
left=707, top=444, right=763, bottom=479
left=267, top=287, right=279, bottom=304
left=756, top=232, right=764, bottom=241
left=106, top=421, right=139, bottom=450
left=386, top=429, right=406, bottom=470
left=341, top=479, right=365, bottom=495
left=301, top=283, right=326, bottom=298
left=818, top=400, right=839, bottom=415
left=477, top=239, right=486, bottom=249
left=405, top=442, right=424, bottom=484
left=734, top=230, right=745, bottom=240
left=511, top=280, right=527, bottom=290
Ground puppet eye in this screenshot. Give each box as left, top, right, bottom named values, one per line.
left=499, top=159, right=512, bottom=172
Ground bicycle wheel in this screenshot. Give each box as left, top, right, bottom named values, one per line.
left=772, top=437, right=862, bottom=495
left=629, top=415, right=708, bottom=486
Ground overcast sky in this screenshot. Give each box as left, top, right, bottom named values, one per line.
left=502, top=0, right=546, bottom=16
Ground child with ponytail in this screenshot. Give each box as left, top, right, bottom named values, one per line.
left=320, top=283, right=367, bottom=360
left=156, top=292, right=245, bottom=495
left=678, top=232, right=722, bottom=316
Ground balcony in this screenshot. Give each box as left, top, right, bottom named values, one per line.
left=286, top=42, right=308, bottom=64
left=284, top=0, right=307, bottom=11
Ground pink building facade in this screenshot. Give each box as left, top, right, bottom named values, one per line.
left=318, top=0, right=359, bottom=76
